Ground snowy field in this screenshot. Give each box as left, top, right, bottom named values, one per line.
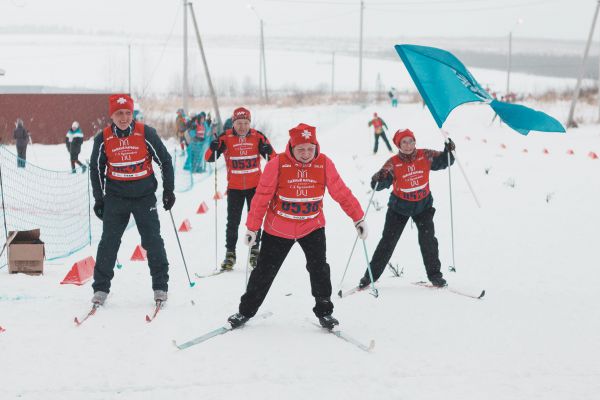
left=1, top=98, right=599, bottom=399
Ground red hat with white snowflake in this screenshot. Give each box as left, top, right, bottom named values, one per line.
left=109, top=94, right=134, bottom=116
left=232, top=107, right=251, bottom=122
left=289, top=123, right=317, bottom=147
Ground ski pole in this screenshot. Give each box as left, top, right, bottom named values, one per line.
left=214, top=147, right=219, bottom=271
left=169, top=210, right=196, bottom=287
left=336, top=188, right=377, bottom=291
left=245, top=246, right=252, bottom=288
left=361, top=239, right=378, bottom=298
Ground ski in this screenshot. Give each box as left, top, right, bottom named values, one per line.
left=173, top=311, right=273, bottom=350
left=412, top=281, right=485, bottom=299
left=74, top=304, right=100, bottom=326
left=194, top=269, right=228, bottom=279
left=337, top=285, right=378, bottom=298
left=145, top=301, right=164, bottom=323
left=313, top=323, right=375, bottom=353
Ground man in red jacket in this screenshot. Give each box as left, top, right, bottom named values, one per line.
left=359, top=128, right=454, bottom=289
left=205, top=107, right=275, bottom=270
left=227, top=123, right=367, bottom=330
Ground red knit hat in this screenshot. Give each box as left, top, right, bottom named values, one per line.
left=289, top=123, right=317, bottom=147
left=392, top=128, right=415, bottom=148
left=232, top=107, right=251, bottom=122
left=109, top=94, right=134, bottom=116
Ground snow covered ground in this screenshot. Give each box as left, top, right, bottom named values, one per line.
left=1, top=100, right=599, bottom=399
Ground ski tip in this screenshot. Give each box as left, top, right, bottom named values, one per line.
left=189, top=281, right=196, bottom=288
left=479, top=290, right=486, bottom=299
left=368, top=340, right=375, bottom=352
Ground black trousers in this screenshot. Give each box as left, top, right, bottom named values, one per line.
left=226, top=188, right=261, bottom=252
left=364, top=206, right=442, bottom=282
left=92, top=193, right=169, bottom=293
left=373, top=133, right=392, bottom=153
left=239, top=228, right=333, bottom=318
left=16, top=145, right=26, bottom=168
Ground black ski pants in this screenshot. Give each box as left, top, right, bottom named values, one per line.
left=226, top=188, right=261, bottom=252
left=364, top=206, right=442, bottom=282
left=92, top=193, right=169, bottom=293
left=373, top=132, right=392, bottom=153
left=239, top=228, right=333, bottom=318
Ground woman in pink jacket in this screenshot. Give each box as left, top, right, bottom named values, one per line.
left=227, top=123, right=367, bottom=330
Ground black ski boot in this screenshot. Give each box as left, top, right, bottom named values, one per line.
left=220, top=251, right=236, bottom=271
left=249, top=248, right=259, bottom=270
left=358, top=276, right=371, bottom=289
left=228, top=312, right=250, bottom=329
left=429, top=275, right=447, bottom=287
left=318, top=315, right=339, bottom=330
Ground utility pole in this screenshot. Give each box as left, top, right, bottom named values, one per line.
left=597, top=47, right=600, bottom=123
left=506, top=31, right=512, bottom=96
left=188, top=2, right=222, bottom=130
left=260, top=19, right=269, bottom=103
left=128, top=44, right=132, bottom=94
left=331, top=52, right=335, bottom=97
left=358, top=0, right=364, bottom=95
left=567, top=0, right=600, bottom=128
left=183, top=0, right=189, bottom=112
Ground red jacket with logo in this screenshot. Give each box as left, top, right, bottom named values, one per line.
left=246, top=143, right=364, bottom=239
left=205, top=128, right=274, bottom=190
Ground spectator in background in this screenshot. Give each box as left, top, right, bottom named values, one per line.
left=13, top=118, right=30, bottom=168
left=175, top=108, right=189, bottom=156
left=66, top=121, right=87, bottom=173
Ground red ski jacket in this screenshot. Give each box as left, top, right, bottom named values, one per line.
left=246, top=143, right=364, bottom=239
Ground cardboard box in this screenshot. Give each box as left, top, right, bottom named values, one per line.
left=7, top=229, right=45, bottom=275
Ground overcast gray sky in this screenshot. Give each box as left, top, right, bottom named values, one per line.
left=0, top=0, right=593, bottom=41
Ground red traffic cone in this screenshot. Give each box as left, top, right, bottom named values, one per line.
left=500, top=143, right=507, bottom=149
left=589, top=151, right=598, bottom=160
left=213, top=191, right=224, bottom=200
left=543, top=148, right=549, bottom=155
left=196, top=201, right=209, bottom=214
left=179, top=219, right=192, bottom=232
left=131, top=245, right=147, bottom=261
left=567, top=149, right=574, bottom=155
left=0, top=326, right=5, bottom=333
left=60, top=256, right=95, bottom=285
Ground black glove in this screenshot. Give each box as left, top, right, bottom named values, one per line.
left=209, top=139, right=221, bottom=151
left=370, top=170, right=389, bottom=191
left=162, top=191, right=176, bottom=211
left=260, top=142, right=273, bottom=155
left=445, top=138, right=455, bottom=152
left=93, top=200, right=104, bottom=220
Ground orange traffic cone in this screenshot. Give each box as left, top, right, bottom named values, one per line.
left=213, top=191, right=224, bottom=200
left=131, top=245, right=147, bottom=261
left=543, top=148, right=549, bottom=155
left=589, top=151, right=598, bottom=160
left=60, top=256, right=96, bottom=285
left=196, top=201, right=209, bottom=214
left=567, top=149, right=574, bottom=155
left=179, top=219, right=192, bottom=232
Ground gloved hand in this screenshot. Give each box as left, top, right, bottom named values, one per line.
left=354, top=218, right=368, bottom=239
left=93, top=200, right=104, bottom=220
left=370, top=170, right=389, bottom=191
left=260, top=142, right=273, bottom=155
left=444, top=138, right=455, bottom=152
left=162, top=191, right=176, bottom=211
left=209, top=139, right=221, bottom=151
left=244, top=230, right=257, bottom=247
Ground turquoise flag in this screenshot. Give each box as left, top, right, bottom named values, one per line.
left=394, top=44, right=565, bottom=135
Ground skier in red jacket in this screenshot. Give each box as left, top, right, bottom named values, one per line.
left=205, top=107, right=275, bottom=270
left=227, top=123, right=367, bottom=330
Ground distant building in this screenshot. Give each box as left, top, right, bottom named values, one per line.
left=0, top=88, right=115, bottom=144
